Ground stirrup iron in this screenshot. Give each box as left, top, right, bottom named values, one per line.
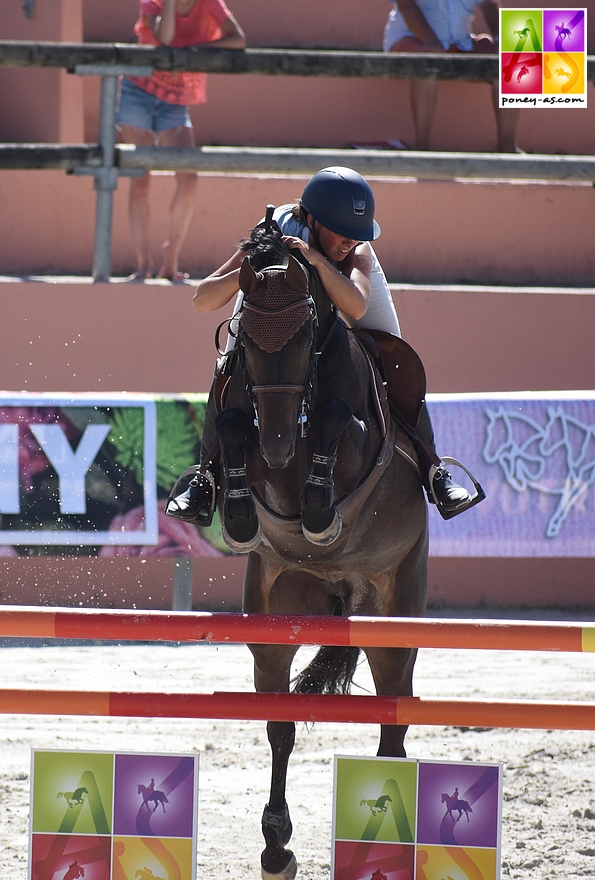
left=428, top=456, right=486, bottom=520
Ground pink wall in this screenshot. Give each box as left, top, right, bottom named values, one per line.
left=0, top=171, right=593, bottom=286
left=2, top=280, right=594, bottom=397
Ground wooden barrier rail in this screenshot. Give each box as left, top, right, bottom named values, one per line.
left=1, top=606, right=594, bottom=653
left=0, top=41, right=593, bottom=83
left=2, top=143, right=595, bottom=183
left=0, top=688, right=593, bottom=730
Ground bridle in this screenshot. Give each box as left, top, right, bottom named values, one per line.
left=238, top=270, right=318, bottom=438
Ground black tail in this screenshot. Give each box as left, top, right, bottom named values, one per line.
left=292, top=644, right=361, bottom=695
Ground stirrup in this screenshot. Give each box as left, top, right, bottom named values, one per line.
left=428, top=456, right=486, bottom=520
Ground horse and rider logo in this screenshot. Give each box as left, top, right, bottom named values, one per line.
left=137, top=779, right=169, bottom=813
left=441, top=788, right=473, bottom=823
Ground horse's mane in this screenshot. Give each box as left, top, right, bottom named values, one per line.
left=239, top=225, right=290, bottom=271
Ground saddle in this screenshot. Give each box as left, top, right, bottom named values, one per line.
left=353, top=328, right=426, bottom=430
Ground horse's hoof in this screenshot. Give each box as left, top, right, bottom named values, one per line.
left=222, top=522, right=262, bottom=554
left=261, top=852, right=297, bottom=880
left=302, top=509, right=342, bottom=546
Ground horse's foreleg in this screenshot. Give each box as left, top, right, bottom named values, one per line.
left=301, top=397, right=352, bottom=546
left=216, top=408, right=261, bottom=553
left=261, top=721, right=297, bottom=880
left=251, top=644, right=298, bottom=880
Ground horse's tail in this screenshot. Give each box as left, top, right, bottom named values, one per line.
left=292, top=644, right=360, bottom=695
left=292, top=597, right=360, bottom=695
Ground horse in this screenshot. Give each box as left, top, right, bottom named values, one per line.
left=56, top=787, right=88, bottom=808
left=212, top=221, right=428, bottom=880
left=137, top=783, right=168, bottom=813
left=441, top=792, right=473, bottom=823
left=360, top=794, right=393, bottom=816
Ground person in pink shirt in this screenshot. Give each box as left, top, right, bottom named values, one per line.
left=116, top=0, right=245, bottom=282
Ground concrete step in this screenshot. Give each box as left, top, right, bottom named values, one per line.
left=0, top=170, right=593, bottom=287
left=1, top=276, right=593, bottom=396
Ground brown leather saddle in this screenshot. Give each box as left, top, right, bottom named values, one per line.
left=354, top=328, right=426, bottom=430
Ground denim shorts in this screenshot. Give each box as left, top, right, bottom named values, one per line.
left=116, top=77, right=192, bottom=133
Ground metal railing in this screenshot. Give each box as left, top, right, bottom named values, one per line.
left=1, top=40, right=593, bottom=280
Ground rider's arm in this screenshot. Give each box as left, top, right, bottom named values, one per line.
left=193, top=249, right=244, bottom=313
left=284, top=238, right=372, bottom=322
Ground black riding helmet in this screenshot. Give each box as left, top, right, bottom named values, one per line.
left=300, top=166, right=381, bottom=241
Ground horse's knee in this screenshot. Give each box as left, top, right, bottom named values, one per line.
left=311, top=397, right=352, bottom=448
left=217, top=408, right=261, bottom=552
left=216, top=407, right=252, bottom=457
left=301, top=398, right=351, bottom=545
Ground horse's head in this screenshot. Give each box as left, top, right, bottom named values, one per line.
left=238, top=246, right=316, bottom=469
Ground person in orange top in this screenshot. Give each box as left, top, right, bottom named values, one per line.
left=116, top=0, right=246, bottom=282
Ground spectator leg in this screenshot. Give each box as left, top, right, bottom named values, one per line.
left=160, top=171, right=198, bottom=280
left=128, top=174, right=153, bottom=277
left=410, top=77, right=439, bottom=149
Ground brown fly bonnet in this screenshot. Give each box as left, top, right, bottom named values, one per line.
left=238, top=255, right=312, bottom=354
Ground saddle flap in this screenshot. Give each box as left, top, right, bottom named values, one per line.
left=355, top=329, right=427, bottom=429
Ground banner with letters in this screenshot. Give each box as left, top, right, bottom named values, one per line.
left=1, top=391, right=594, bottom=558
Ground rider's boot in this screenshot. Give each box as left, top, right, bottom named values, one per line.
left=165, top=380, right=220, bottom=526
left=414, top=403, right=475, bottom=519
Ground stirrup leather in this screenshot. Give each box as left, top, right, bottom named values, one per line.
left=428, top=456, right=486, bottom=520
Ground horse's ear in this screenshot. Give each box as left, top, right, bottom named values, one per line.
left=238, top=256, right=263, bottom=294
left=285, top=254, right=309, bottom=294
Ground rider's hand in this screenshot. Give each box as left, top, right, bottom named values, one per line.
left=282, top=236, right=325, bottom=268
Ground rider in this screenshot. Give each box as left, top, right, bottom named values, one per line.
left=166, top=166, right=477, bottom=523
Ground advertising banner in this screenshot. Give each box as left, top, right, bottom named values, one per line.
left=29, top=749, right=199, bottom=880
left=1, top=391, right=594, bottom=558
left=332, top=755, right=502, bottom=880
left=499, top=8, right=587, bottom=107
left=427, top=391, right=595, bottom=557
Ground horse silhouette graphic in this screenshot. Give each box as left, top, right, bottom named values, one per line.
left=555, top=22, right=572, bottom=41
left=360, top=794, right=393, bottom=816
left=484, top=405, right=595, bottom=537
left=138, top=781, right=169, bottom=813
left=441, top=790, right=473, bottom=823
left=56, top=787, right=88, bottom=808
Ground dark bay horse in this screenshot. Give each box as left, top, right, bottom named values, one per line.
left=214, top=223, right=428, bottom=880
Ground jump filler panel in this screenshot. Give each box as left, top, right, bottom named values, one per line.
left=332, top=755, right=502, bottom=880
left=29, top=749, right=199, bottom=880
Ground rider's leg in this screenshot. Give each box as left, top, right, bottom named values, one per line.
left=414, top=403, right=473, bottom=514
